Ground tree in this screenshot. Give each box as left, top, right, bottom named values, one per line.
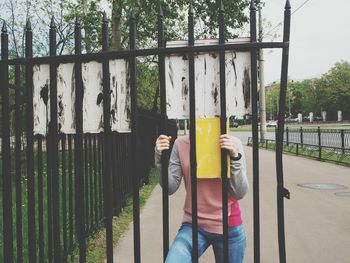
left=109, top=0, right=251, bottom=51
left=315, top=61, right=350, bottom=120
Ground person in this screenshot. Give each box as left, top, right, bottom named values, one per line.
left=154, top=133, right=249, bottom=263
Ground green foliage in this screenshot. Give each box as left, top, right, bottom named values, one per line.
left=136, top=61, right=159, bottom=111
left=315, top=61, right=350, bottom=119
left=266, top=61, right=350, bottom=121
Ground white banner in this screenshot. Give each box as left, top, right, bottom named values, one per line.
left=32, top=60, right=131, bottom=135
left=165, top=39, right=251, bottom=119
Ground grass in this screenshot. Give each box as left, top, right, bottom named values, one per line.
left=71, top=168, right=159, bottom=263
left=0, top=150, right=78, bottom=261
left=233, top=125, right=276, bottom=132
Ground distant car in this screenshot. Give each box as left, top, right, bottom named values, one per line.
left=285, top=116, right=298, bottom=123
left=229, top=116, right=239, bottom=128
left=267, top=120, right=278, bottom=127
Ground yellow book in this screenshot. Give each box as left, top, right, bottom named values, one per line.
left=195, top=117, right=230, bottom=179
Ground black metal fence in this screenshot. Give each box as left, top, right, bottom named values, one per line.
left=1, top=1, right=291, bottom=263
left=284, top=127, right=350, bottom=151
left=248, top=128, right=350, bottom=165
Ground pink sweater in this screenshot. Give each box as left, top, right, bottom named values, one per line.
left=176, top=135, right=243, bottom=234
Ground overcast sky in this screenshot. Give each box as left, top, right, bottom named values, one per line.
left=262, top=0, right=350, bottom=84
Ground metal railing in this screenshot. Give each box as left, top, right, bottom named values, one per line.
left=248, top=130, right=350, bottom=166
left=284, top=127, right=350, bottom=151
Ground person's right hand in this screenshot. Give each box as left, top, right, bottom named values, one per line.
left=155, top=135, right=172, bottom=155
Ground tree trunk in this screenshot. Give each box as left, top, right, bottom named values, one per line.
left=111, top=0, right=122, bottom=50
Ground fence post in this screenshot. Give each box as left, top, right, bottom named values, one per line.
left=158, top=5, right=170, bottom=260
left=296, top=143, right=299, bottom=156
left=130, top=10, right=141, bottom=263
left=102, top=12, right=114, bottom=263
left=341, top=129, right=345, bottom=155
left=49, top=17, right=62, bottom=262
left=1, top=21, right=14, bottom=263
left=219, top=2, right=229, bottom=261
left=188, top=5, right=199, bottom=262
left=286, top=127, right=289, bottom=146
left=74, top=17, right=86, bottom=263
left=300, top=126, right=303, bottom=147
left=318, top=126, right=322, bottom=160
left=250, top=1, right=261, bottom=262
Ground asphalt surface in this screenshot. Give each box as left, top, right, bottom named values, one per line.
left=111, top=144, right=350, bottom=263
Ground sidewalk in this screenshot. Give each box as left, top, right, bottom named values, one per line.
left=112, top=146, right=350, bottom=263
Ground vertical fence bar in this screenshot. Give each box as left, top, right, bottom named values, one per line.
left=93, top=134, right=98, bottom=224
left=318, top=127, right=322, bottom=160
left=47, top=109, right=53, bottom=261
left=249, top=2, right=260, bottom=262
left=116, top=134, right=121, bottom=215
left=157, top=4, right=170, bottom=260
left=68, top=134, right=74, bottom=252
left=341, top=129, right=345, bottom=154
left=188, top=5, right=199, bottom=263
left=1, top=22, right=14, bottom=263
left=98, top=133, right=103, bottom=221
left=25, top=20, right=37, bottom=263
left=98, top=133, right=104, bottom=222
left=130, top=10, right=141, bottom=263
left=296, top=143, right=299, bottom=156
left=300, top=127, right=303, bottom=147
left=111, top=133, right=117, bottom=215
left=275, top=2, right=291, bottom=263
left=61, top=134, right=67, bottom=259
left=84, top=134, right=89, bottom=231
left=14, top=63, right=23, bottom=263
left=286, top=127, right=289, bottom=146
left=74, top=17, right=86, bottom=263
left=102, top=12, right=114, bottom=263
left=88, top=134, right=94, bottom=229
left=38, top=136, right=45, bottom=263
left=219, top=2, right=229, bottom=262
left=49, top=17, right=61, bottom=262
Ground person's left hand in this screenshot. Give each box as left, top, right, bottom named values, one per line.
left=219, top=134, right=241, bottom=158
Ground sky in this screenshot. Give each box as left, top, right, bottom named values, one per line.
left=262, top=0, right=350, bottom=84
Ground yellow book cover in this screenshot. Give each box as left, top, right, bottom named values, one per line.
left=196, top=117, right=230, bottom=179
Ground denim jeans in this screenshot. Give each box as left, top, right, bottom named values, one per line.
left=165, top=223, right=247, bottom=263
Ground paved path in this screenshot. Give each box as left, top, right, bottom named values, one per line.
left=112, top=146, right=350, bottom=263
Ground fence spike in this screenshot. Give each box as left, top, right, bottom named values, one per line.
left=250, top=0, right=256, bottom=10
left=158, top=2, right=164, bottom=17
left=26, top=19, right=32, bottom=31
left=285, top=0, right=291, bottom=9
left=219, top=0, right=225, bottom=13
left=103, top=11, right=108, bottom=23
left=188, top=4, right=194, bottom=15
left=130, top=9, right=136, bottom=20
left=2, top=21, right=7, bottom=33
left=75, top=16, right=81, bottom=27
left=50, top=16, right=56, bottom=28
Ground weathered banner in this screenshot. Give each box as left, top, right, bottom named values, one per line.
left=165, top=39, right=251, bottom=119
left=33, top=60, right=131, bottom=135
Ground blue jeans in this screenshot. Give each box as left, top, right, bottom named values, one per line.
left=165, top=223, right=247, bottom=263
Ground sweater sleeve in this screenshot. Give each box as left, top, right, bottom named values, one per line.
left=154, top=141, right=182, bottom=195
left=228, top=141, right=249, bottom=200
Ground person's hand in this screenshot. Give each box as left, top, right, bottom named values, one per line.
left=155, top=135, right=172, bottom=155
left=219, top=134, right=241, bottom=158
